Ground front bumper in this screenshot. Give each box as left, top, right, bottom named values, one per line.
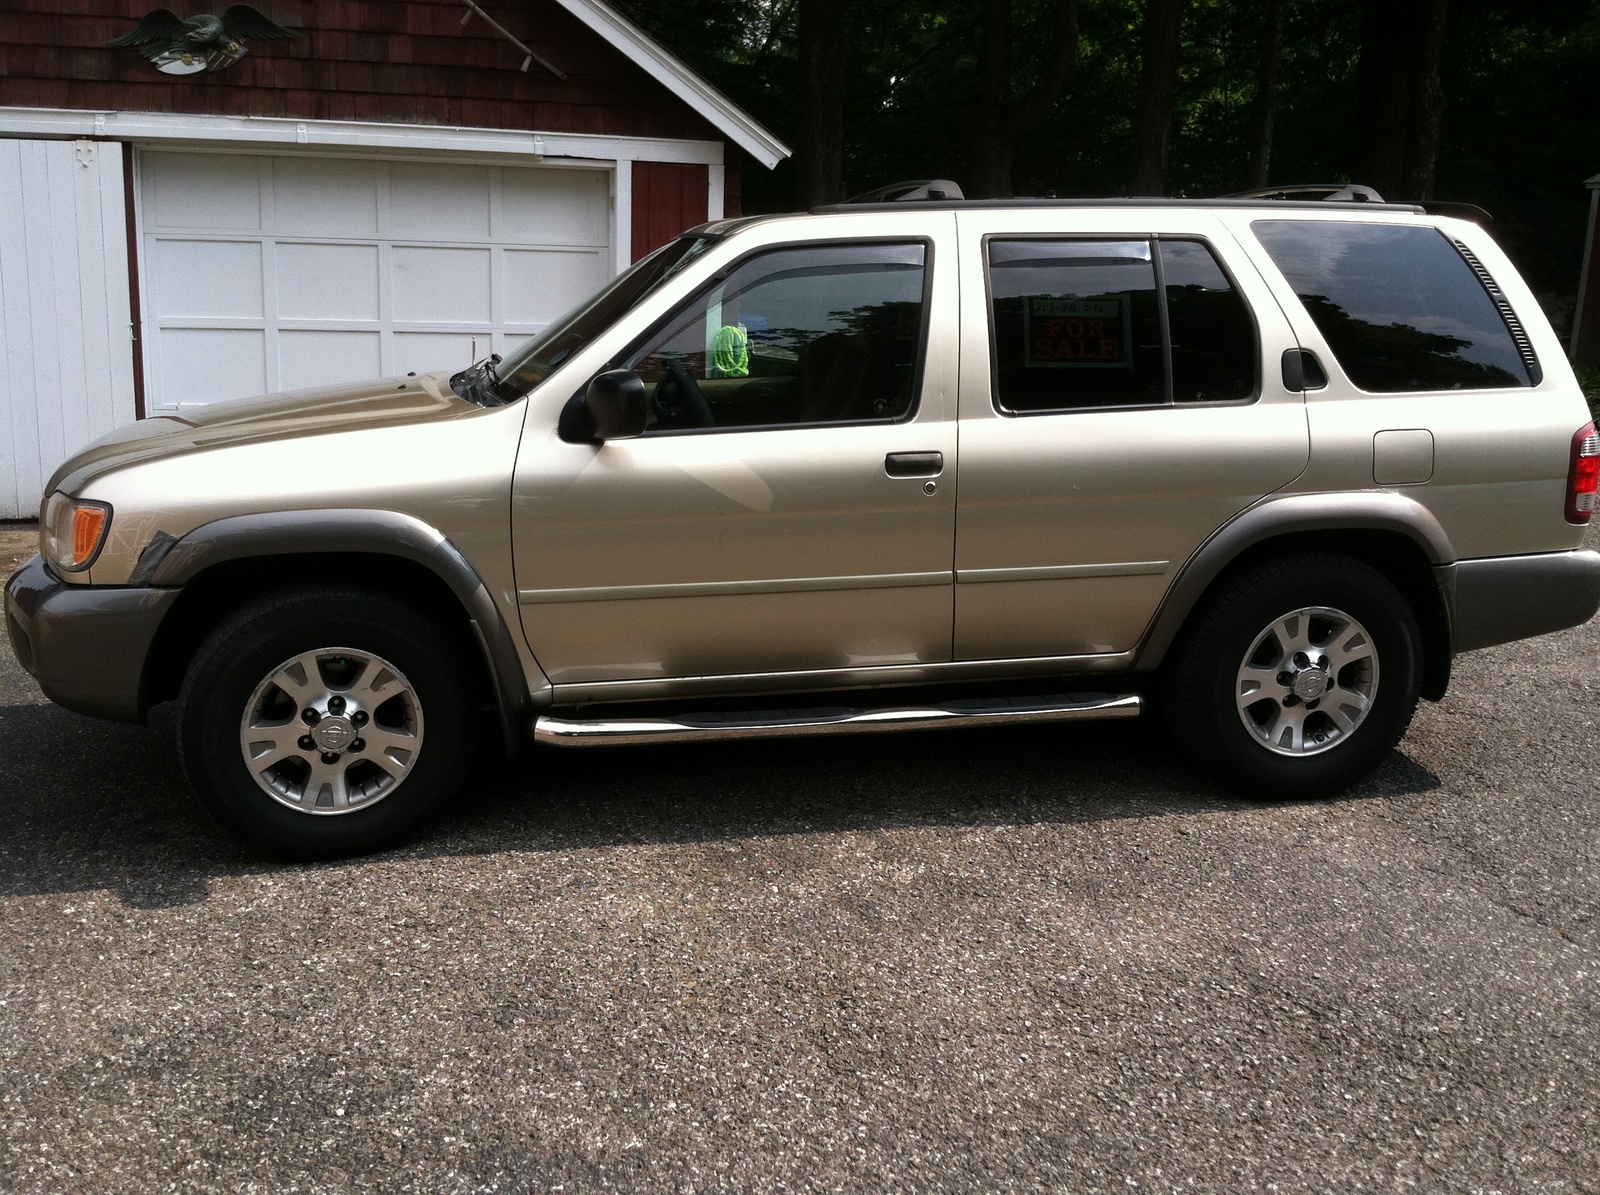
left=5, top=555, right=180, bottom=722
left=1448, top=548, right=1600, bottom=653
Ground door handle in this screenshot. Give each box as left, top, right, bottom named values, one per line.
left=1281, top=348, right=1328, bottom=392
left=885, top=451, right=943, bottom=477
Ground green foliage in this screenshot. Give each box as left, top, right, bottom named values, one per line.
left=1577, top=361, right=1600, bottom=421
left=614, top=0, right=1600, bottom=309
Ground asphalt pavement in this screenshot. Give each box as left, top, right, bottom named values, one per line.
left=2, top=522, right=1598, bottom=1193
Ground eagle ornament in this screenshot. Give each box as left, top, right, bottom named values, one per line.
left=107, top=6, right=297, bottom=75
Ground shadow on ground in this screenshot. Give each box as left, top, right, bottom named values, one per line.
left=0, top=694, right=1440, bottom=909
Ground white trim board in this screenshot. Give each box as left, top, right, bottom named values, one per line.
left=0, top=139, right=137, bottom=518
left=552, top=0, right=790, bottom=169
left=0, top=107, right=728, bottom=167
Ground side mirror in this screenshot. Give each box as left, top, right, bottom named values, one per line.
left=585, top=369, right=647, bottom=440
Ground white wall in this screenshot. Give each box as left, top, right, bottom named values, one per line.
left=0, top=138, right=137, bottom=519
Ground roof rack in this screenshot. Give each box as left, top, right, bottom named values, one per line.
left=842, top=179, right=965, bottom=203
left=1225, top=184, right=1492, bottom=223
left=1225, top=183, right=1387, bottom=203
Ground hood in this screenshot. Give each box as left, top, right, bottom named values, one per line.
left=47, top=373, right=478, bottom=497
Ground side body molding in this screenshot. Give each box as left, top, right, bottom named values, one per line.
left=146, top=509, right=548, bottom=751
left=1133, top=491, right=1456, bottom=671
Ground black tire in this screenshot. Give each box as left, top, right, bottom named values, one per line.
left=1161, top=553, right=1423, bottom=799
left=177, top=586, right=481, bottom=860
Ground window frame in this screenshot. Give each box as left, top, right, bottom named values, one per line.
left=981, top=232, right=1262, bottom=417
left=607, top=235, right=939, bottom=438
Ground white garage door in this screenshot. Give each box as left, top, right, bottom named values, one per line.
left=138, top=150, right=612, bottom=412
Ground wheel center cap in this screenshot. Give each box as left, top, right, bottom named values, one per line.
left=312, top=716, right=355, bottom=752
left=1292, top=669, right=1329, bottom=701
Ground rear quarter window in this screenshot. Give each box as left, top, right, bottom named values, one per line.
left=1251, top=220, right=1536, bottom=392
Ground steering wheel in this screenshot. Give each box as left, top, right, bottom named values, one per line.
left=654, top=353, right=717, bottom=428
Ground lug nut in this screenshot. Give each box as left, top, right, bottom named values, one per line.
left=328, top=696, right=346, bottom=714
left=298, top=735, right=315, bottom=751
left=351, top=710, right=368, bottom=726
left=349, top=738, right=365, bottom=753
left=301, top=708, right=321, bottom=725
left=320, top=752, right=341, bottom=764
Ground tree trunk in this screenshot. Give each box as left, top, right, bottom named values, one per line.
left=795, top=0, right=846, bottom=208
left=1355, top=0, right=1410, bottom=197
left=1129, top=0, right=1186, bottom=196
left=969, top=0, right=1015, bottom=199
left=1355, top=0, right=1447, bottom=200
left=1245, top=0, right=1287, bottom=190
left=970, top=0, right=1081, bottom=199
left=1402, top=0, right=1449, bottom=200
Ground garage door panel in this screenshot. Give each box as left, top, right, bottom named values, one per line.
left=277, top=243, right=380, bottom=320
left=152, top=240, right=263, bottom=318
left=159, top=328, right=267, bottom=405
left=273, top=157, right=379, bottom=237
left=500, top=169, right=609, bottom=245
left=145, top=152, right=261, bottom=231
left=505, top=248, right=608, bottom=323
left=389, top=162, right=492, bottom=241
left=279, top=330, right=382, bottom=390
left=140, top=152, right=612, bottom=411
left=394, top=332, right=479, bottom=377
left=393, top=246, right=492, bottom=323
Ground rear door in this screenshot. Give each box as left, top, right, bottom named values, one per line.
left=952, top=208, right=1309, bottom=662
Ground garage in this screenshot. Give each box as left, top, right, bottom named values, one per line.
left=138, top=150, right=613, bottom=412
left=0, top=0, right=790, bottom=515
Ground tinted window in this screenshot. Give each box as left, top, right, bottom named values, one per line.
left=1162, top=240, right=1256, bottom=402
left=988, top=240, right=1164, bottom=411
left=1252, top=220, right=1533, bottom=392
left=624, top=243, right=927, bottom=432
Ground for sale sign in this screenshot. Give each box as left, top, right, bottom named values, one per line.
left=1024, top=296, right=1129, bottom=367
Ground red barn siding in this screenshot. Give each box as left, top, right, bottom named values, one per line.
left=0, top=1, right=731, bottom=147
left=632, top=161, right=708, bottom=261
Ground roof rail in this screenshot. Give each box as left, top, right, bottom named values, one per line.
left=842, top=179, right=965, bottom=204
left=1225, top=183, right=1387, bottom=203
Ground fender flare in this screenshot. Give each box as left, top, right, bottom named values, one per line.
left=1134, top=491, right=1455, bottom=672
left=142, top=509, right=546, bottom=754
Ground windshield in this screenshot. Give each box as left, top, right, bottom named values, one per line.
left=491, top=235, right=718, bottom=400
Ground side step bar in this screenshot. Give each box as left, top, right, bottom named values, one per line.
left=533, top=692, right=1141, bottom=747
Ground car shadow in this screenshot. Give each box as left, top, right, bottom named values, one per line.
left=0, top=697, right=1441, bottom=909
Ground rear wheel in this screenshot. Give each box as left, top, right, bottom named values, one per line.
left=177, top=586, right=480, bottom=859
left=1162, top=554, right=1422, bottom=798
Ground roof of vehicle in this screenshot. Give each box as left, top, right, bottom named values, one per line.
left=689, top=192, right=1444, bottom=241
left=807, top=197, right=1426, bottom=215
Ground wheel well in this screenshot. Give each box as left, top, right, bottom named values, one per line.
left=1177, top=529, right=1453, bottom=701
left=141, top=553, right=496, bottom=713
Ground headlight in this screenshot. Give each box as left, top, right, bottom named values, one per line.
left=41, top=492, right=113, bottom=573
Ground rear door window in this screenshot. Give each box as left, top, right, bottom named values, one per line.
left=1251, top=220, right=1537, bottom=392
left=986, top=237, right=1257, bottom=413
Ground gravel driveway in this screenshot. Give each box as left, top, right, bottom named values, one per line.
left=3, top=522, right=1597, bottom=1193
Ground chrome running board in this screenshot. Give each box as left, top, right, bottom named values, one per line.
left=533, top=692, right=1141, bottom=747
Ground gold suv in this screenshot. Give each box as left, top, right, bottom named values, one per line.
left=8, top=194, right=1600, bottom=858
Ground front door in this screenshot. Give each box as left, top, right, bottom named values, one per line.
left=512, top=221, right=959, bottom=689
left=952, top=209, right=1310, bottom=662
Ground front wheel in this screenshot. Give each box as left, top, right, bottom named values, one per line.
left=177, top=586, right=481, bottom=859
left=1162, top=554, right=1423, bottom=799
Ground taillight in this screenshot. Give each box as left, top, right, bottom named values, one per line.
left=1569, top=421, right=1600, bottom=524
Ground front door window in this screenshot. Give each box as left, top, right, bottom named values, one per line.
left=621, top=242, right=930, bottom=432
